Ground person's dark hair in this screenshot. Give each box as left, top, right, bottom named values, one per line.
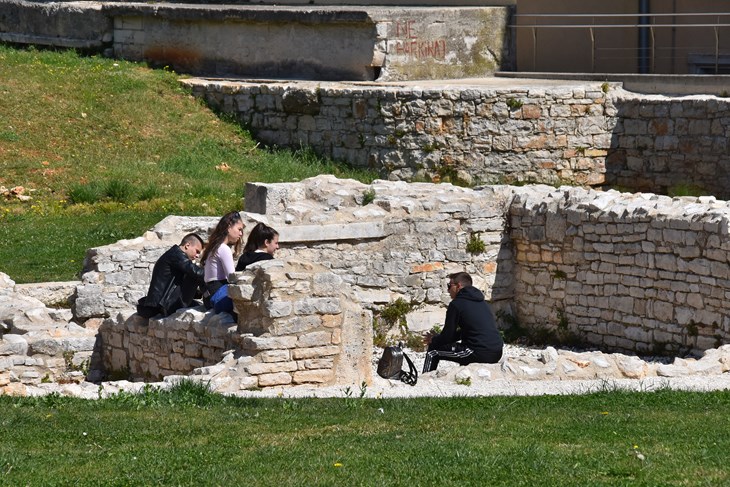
left=200, top=212, right=243, bottom=266
left=180, top=233, right=204, bottom=248
left=448, top=272, right=472, bottom=288
left=243, top=222, right=279, bottom=253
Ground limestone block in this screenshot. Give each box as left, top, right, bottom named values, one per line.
left=0, top=272, right=15, bottom=295
left=73, top=296, right=106, bottom=319
left=296, top=331, right=332, bottom=348
left=110, top=348, right=127, bottom=371
left=656, top=364, right=691, bottom=377
left=302, top=358, right=334, bottom=369
left=15, top=281, right=80, bottom=307
left=293, top=369, right=333, bottom=384
left=292, top=345, right=340, bottom=360
left=246, top=361, right=298, bottom=375
left=271, top=316, right=320, bottom=336
left=241, top=335, right=297, bottom=351
left=264, top=300, right=292, bottom=318
left=184, top=343, right=202, bottom=358
left=293, top=298, right=341, bottom=315
left=28, top=337, right=97, bottom=356
left=259, top=350, right=291, bottom=363
left=0, top=335, right=28, bottom=356
left=257, top=372, right=292, bottom=387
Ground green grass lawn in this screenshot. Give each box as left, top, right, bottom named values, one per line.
left=1, top=383, right=728, bottom=486
left=0, top=45, right=376, bottom=283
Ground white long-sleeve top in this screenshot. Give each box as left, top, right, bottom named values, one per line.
left=204, top=244, right=235, bottom=282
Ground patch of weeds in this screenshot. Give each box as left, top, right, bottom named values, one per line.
left=138, top=183, right=161, bottom=202
left=506, top=98, right=523, bottom=110
left=576, top=146, right=587, bottom=155
left=342, top=381, right=368, bottom=409
left=557, top=308, right=569, bottom=329
left=686, top=321, right=699, bottom=337
left=361, top=188, right=376, bottom=206
left=394, top=129, right=406, bottom=138
left=107, top=367, right=131, bottom=381
left=165, top=378, right=219, bottom=408
left=668, top=183, right=708, bottom=197
left=387, top=134, right=397, bottom=145
left=466, top=234, right=486, bottom=254
left=41, top=374, right=51, bottom=384
left=496, top=309, right=527, bottom=344
left=552, top=269, right=568, bottom=280
left=0, top=129, right=19, bottom=142
left=373, top=298, right=424, bottom=350
left=455, top=376, right=472, bottom=386
left=68, top=182, right=104, bottom=204
left=63, top=351, right=90, bottom=376
left=104, top=179, right=134, bottom=203
left=720, top=90, right=730, bottom=98
left=422, top=142, right=438, bottom=153
left=601, top=82, right=610, bottom=94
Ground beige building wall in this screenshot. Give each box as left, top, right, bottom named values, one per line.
left=515, top=0, right=730, bottom=74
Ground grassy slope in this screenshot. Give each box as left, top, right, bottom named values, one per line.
left=0, top=45, right=375, bottom=283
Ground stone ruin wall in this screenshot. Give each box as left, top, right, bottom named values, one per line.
left=71, top=176, right=730, bottom=382
left=6, top=176, right=730, bottom=390
left=185, top=79, right=730, bottom=200
left=185, top=79, right=615, bottom=188
left=511, top=187, right=730, bottom=356
left=98, top=258, right=372, bottom=390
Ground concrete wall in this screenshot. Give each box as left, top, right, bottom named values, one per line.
left=0, top=0, right=112, bottom=50
left=0, top=1, right=513, bottom=81
left=107, top=4, right=513, bottom=81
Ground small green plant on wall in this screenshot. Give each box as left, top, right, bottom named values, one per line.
left=361, top=188, right=376, bottom=206
left=466, top=233, right=486, bottom=254
left=373, top=298, right=424, bottom=350
left=506, top=98, right=523, bottom=110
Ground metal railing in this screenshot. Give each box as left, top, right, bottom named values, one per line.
left=512, top=12, right=730, bottom=74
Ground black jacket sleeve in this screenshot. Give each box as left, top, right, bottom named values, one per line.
left=431, top=301, right=462, bottom=348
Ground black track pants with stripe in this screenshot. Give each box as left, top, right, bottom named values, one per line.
left=422, top=342, right=502, bottom=373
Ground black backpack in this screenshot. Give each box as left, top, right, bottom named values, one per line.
left=376, top=343, right=418, bottom=386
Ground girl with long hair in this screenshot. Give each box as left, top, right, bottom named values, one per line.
left=236, top=222, right=279, bottom=271
left=201, top=211, right=244, bottom=313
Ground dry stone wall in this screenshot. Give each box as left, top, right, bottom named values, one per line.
left=511, top=186, right=730, bottom=356
left=186, top=79, right=730, bottom=200
left=607, top=92, right=730, bottom=199
left=184, top=79, right=616, bottom=188
left=98, top=257, right=372, bottom=390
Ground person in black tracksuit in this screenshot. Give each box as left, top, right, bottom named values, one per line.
left=422, top=271, right=503, bottom=373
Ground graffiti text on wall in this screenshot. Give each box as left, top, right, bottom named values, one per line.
left=392, top=20, right=447, bottom=60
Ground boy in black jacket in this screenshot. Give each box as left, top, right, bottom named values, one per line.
left=422, top=272, right=503, bottom=373
left=136, top=233, right=205, bottom=318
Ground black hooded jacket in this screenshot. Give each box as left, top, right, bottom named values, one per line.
left=236, top=251, right=273, bottom=271
left=431, top=285, right=503, bottom=354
